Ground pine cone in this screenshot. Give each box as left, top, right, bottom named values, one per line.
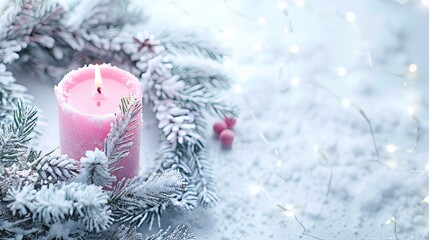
left=33, top=155, right=78, bottom=182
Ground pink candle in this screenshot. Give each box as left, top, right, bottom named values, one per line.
left=55, top=64, right=142, bottom=181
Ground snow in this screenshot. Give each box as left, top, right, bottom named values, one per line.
left=18, top=0, right=429, bottom=239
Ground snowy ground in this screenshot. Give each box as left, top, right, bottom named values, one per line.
left=20, top=0, right=429, bottom=239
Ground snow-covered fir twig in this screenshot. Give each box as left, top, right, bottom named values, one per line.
left=29, top=151, right=79, bottom=183
left=0, top=64, right=32, bottom=123
left=104, top=96, right=141, bottom=172
left=79, top=96, right=141, bottom=188
left=147, top=225, right=195, bottom=240
left=0, top=99, right=37, bottom=164
left=110, top=170, right=187, bottom=229
left=79, top=148, right=116, bottom=188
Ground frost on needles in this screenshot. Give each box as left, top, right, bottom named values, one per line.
left=0, top=99, right=191, bottom=239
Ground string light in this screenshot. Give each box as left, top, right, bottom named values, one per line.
left=312, top=144, right=319, bottom=152
left=341, top=98, right=351, bottom=108
left=251, top=184, right=261, bottom=194
left=253, top=43, right=263, bottom=52
left=295, top=0, right=305, bottom=8
left=290, top=44, right=300, bottom=54
left=223, top=0, right=256, bottom=21
left=386, top=144, right=397, bottom=153
left=277, top=203, right=323, bottom=239
left=420, top=195, right=429, bottom=205
left=233, top=84, right=242, bottom=94
left=277, top=1, right=287, bottom=10
left=408, top=63, right=418, bottom=73
left=276, top=160, right=283, bottom=167
left=407, top=106, right=416, bottom=116
left=385, top=216, right=396, bottom=225
left=257, top=17, right=267, bottom=26
left=310, top=81, right=381, bottom=161
left=345, top=11, right=356, bottom=22
left=337, top=67, right=347, bottom=77
left=280, top=204, right=295, bottom=217
left=290, top=76, right=301, bottom=87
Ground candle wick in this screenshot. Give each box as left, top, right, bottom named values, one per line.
left=97, top=87, right=102, bottom=94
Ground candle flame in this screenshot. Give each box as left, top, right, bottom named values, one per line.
left=94, top=65, right=102, bottom=93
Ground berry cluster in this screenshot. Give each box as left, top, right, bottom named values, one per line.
left=213, top=117, right=237, bottom=147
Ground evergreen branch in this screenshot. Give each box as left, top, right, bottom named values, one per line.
left=0, top=64, right=32, bottom=122
left=111, top=225, right=143, bottom=240
left=172, top=61, right=231, bottom=89
left=4, top=182, right=113, bottom=233
left=206, top=101, right=239, bottom=119
left=79, top=148, right=116, bottom=188
left=159, top=32, right=227, bottom=62
left=104, top=96, right=141, bottom=171
left=190, top=149, right=218, bottom=207
left=146, top=225, right=195, bottom=240
left=0, top=98, right=37, bottom=163
left=153, top=141, right=218, bottom=209
left=11, top=99, right=38, bottom=144
left=180, top=84, right=238, bottom=119
left=110, top=171, right=187, bottom=228
left=29, top=152, right=79, bottom=183
left=0, top=167, right=38, bottom=198
left=72, top=0, right=144, bottom=33
left=153, top=100, right=204, bottom=149
left=0, top=218, right=39, bottom=239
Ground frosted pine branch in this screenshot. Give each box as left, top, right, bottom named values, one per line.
left=110, top=170, right=187, bottom=228
left=0, top=218, right=39, bottom=238
left=104, top=96, right=141, bottom=172
left=0, top=99, right=37, bottom=163
left=112, top=225, right=143, bottom=240
left=0, top=167, right=38, bottom=197
left=0, top=64, right=31, bottom=123
left=141, top=55, right=184, bottom=101
left=154, top=143, right=218, bottom=208
left=154, top=101, right=203, bottom=148
left=29, top=152, right=79, bottom=183
left=189, top=149, right=219, bottom=207
left=159, top=32, right=227, bottom=62
left=10, top=99, right=38, bottom=144
left=172, top=60, right=230, bottom=89
left=79, top=148, right=116, bottom=187
left=4, top=184, right=36, bottom=216
left=3, top=182, right=113, bottom=233
left=147, top=225, right=195, bottom=240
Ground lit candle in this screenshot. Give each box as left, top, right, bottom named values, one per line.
left=55, top=64, right=142, bottom=181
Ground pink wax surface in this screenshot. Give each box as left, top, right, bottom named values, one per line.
left=68, top=78, right=131, bottom=115
left=55, top=64, right=142, bottom=183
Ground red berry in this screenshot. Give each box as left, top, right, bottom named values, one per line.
left=219, top=129, right=234, bottom=146
left=224, top=117, right=237, bottom=129
left=213, top=121, right=227, bottom=135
